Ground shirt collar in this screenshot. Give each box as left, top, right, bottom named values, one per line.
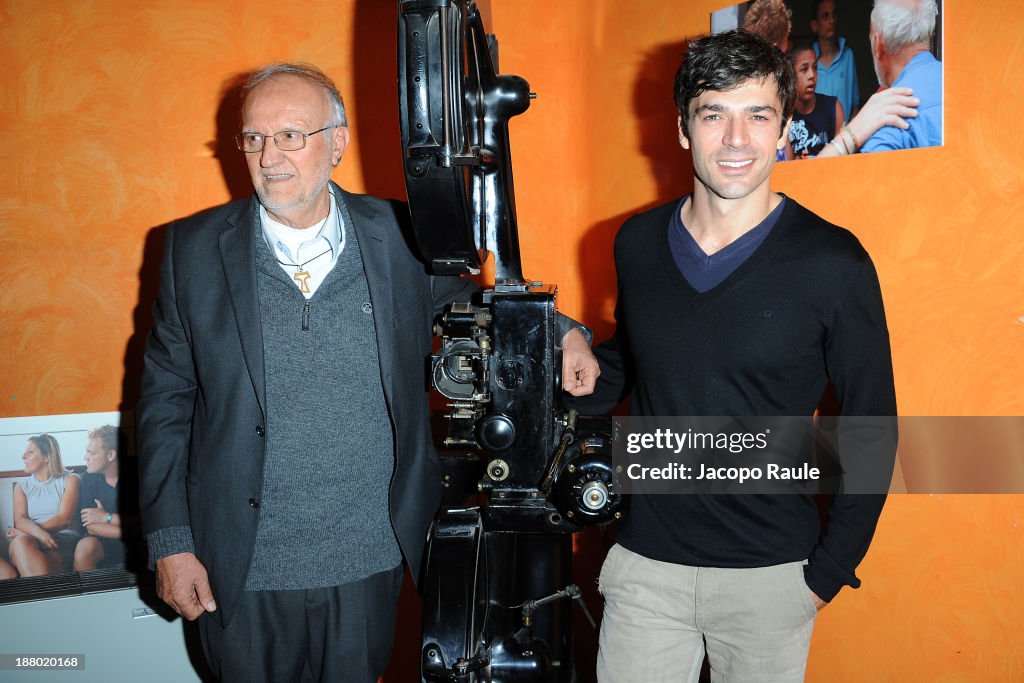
left=258, top=189, right=344, bottom=263
left=814, top=36, right=848, bottom=59
left=897, top=51, right=937, bottom=81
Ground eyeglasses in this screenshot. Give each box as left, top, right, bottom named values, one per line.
left=235, top=125, right=337, bottom=153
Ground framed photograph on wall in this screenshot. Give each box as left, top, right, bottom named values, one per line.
left=0, top=412, right=141, bottom=604
left=711, top=0, right=943, bottom=160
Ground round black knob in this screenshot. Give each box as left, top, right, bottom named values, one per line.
left=477, top=414, right=516, bottom=451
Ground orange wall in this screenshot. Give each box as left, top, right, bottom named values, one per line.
left=1, top=1, right=1021, bottom=681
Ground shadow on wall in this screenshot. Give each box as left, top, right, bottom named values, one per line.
left=120, top=224, right=166, bottom=414
left=578, top=40, right=694, bottom=343
left=122, top=67, right=251, bottom=413
left=352, top=0, right=407, bottom=200
left=211, top=73, right=255, bottom=203
left=635, top=40, right=694, bottom=204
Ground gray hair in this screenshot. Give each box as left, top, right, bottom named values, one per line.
left=242, top=63, right=347, bottom=127
left=871, top=0, right=937, bottom=51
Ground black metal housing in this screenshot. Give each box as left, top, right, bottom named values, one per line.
left=399, top=0, right=529, bottom=283
left=398, top=2, right=619, bottom=681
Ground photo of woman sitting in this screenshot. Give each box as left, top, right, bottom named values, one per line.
left=7, top=434, right=81, bottom=577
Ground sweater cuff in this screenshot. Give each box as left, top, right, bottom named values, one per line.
left=145, top=526, right=196, bottom=570
left=556, top=313, right=592, bottom=345
left=804, top=544, right=862, bottom=603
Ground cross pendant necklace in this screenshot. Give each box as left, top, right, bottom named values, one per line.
left=293, top=270, right=313, bottom=293
left=264, top=192, right=339, bottom=295
left=273, top=245, right=331, bottom=293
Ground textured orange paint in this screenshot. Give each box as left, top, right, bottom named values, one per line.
left=1, top=1, right=1021, bottom=681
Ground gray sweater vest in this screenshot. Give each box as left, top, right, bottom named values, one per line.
left=245, top=205, right=401, bottom=590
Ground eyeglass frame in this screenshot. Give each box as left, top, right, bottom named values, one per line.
left=234, top=125, right=339, bottom=153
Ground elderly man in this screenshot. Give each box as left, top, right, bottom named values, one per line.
left=74, top=425, right=124, bottom=571
left=138, top=63, right=596, bottom=682
left=861, top=0, right=942, bottom=152
left=574, top=30, right=896, bottom=682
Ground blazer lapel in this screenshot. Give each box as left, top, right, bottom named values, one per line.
left=336, top=185, right=396, bottom=407
left=219, top=197, right=266, bottom=415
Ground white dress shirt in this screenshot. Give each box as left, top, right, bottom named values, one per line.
left=259, top=191, right=345, bottom=298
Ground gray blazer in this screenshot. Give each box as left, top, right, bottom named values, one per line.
left=138, top=184, right=473, bottom=626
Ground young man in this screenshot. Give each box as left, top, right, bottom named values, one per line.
left=576, top=30, right=896, bottom=682
left=812, top=0, right=860, bottom=120
left=74, top=425, right=124, bottom=570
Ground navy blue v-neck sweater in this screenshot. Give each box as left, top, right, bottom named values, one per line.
left=574, top=195, right=896, bottom=602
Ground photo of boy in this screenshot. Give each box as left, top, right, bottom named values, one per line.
left=789, top=41, right=845, bottom=157
left=812, top=0, right=860, bottom=119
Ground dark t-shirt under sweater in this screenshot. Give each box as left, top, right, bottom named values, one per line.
left=574, top=195, right=896, bottom=602
left=669, top=195, right=784, bottom=293
left=80, top=473, right=118, bottom=516
left=80, top=472, right=126, bottom=566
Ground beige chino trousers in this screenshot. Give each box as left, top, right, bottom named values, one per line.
left=597, top=544, right=818, bottom=683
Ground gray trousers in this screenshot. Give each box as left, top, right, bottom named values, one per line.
left=597, top=544, right=818, bottom=683
left=199, top=564, right=404, bottom=683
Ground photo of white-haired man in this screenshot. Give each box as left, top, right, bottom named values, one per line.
left=861, top=0, right=942, bottom=151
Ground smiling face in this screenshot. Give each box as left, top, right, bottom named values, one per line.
left=22, top=441, right=47, bottom=475
left=792, top=48, right=819, bottom=106
left=679, top=77, right=789, bottom=203
left=241, top=74, right=350, bottom=228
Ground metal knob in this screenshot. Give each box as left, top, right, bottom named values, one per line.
left=580, top=480, right=609, bottom=511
